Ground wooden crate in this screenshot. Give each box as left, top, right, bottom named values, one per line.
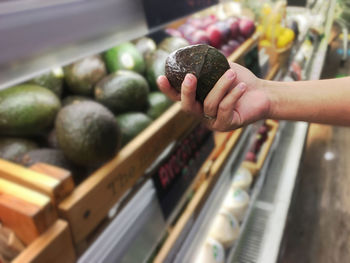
left=0, top=103, right=198, bottom=248
left=242, top=120, right=279, bottom=176
left=0, top=177, right=57, bottom=245
left=13, top=220, right=76, bottom=263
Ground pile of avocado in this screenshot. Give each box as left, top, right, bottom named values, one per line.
left=0, top=36, right=184, bottom=180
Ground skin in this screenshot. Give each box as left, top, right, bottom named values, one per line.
left=157, top=62, right=350, bottom=131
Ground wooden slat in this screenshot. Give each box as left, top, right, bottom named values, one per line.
left=0, top=224, right=25, bottom=262
left=228, top=31, right=261, bottom=62
left=0, top=179, right=57, bottom=245
left=30, top=163, right=75, bottom=204
left=155, top=128, right=243, bottom=262
left=59, top=103, right=197, bottom=244
left=13, top=220, right=76, bottom=263
left=0, top=159, right=62, bottom=204
left=242, top=120, right=279, bottom=176
left=265, top=62, right=280, bottom=81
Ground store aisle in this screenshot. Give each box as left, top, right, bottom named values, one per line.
left=279, top=124, right=350, bottom=263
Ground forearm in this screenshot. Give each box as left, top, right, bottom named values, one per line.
left=263, top=77, right=350, bottom=126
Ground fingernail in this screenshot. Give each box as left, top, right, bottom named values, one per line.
left=226, top=69, right=236, bottom=80
left=184, top=74, right=193, bottom=86
left=238, top=82, right=247, bottom=91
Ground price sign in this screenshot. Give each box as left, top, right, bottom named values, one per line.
left=151, top=124, right=214, bottom=219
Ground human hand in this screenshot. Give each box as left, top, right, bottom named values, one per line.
left=157, top=62, right=270, bottom=132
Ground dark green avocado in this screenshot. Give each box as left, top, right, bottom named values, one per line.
left=55, top=101, right=120, bottom=167
left=104, top=42, right=146, bottom=74
left=94, top=70, right=149, bottom=114
left=64, top=55, right=107, bottom=96
left=165, top=44, right=230, bottom=103
left=62, top=96, right=92, bottom=106
left=0, top=85, right=61, bottom=136
left=133, top=37, right=157, bottom=58
left=159, top=37, right=189, bottom=53
left=28, top=68, right=64, bottom=98
left=146, top=92, right=173, bottom=119
left=115, top=112, right=152, bottom=147
left=0, top=138, right=38, bottom=162
left=145, top=49, right=169, bottom=91
left=18, top=148, right=74, bottom=170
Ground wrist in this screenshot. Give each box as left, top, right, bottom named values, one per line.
left=260, top=79, right=281, bottom=120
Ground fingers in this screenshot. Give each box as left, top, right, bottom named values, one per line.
left=213, top=82, right=247, bottom=130
left=157, top=76, right=181, bottom=101
left=181, top=74, right=203, bottom=116
left=203, top=69, right=237, bottom=118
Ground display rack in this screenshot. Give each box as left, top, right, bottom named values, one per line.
left=0, top=0, right=217, bottom=90
left=228, top=1, right=336, bottom=262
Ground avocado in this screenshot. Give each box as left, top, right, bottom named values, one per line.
left=165, top=44, right=230, bottom=103
left=55, top=101, right=120, bottom=167
left=159, top=37, right=189, bottom=53
left=62, top=96, right=92, bottom=106
left=18, top=148, right=74, bottom=170
left=0, top=85, right=61, bottom=136
left=28, top=68, right=64, bottom=97
left=145, top=49, right=169, bottom=91
left=104, top=42, right=146, bottom=74
left=146, top=92, right=173, bottom=119
left=133, top=37, right=157, bottom=58
left=64, top=55, right=107, bottom=96
left=115, top=112, right=152, bottom=146
left=95, top=70, right=150, bottom=114
left=0, top=138, right=38, bottom=162
left=47, top=129, right=59, bottom=148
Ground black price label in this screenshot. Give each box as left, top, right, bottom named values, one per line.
left=151, top=124, right=214, bottom=219
left=142, top=0, right=218, bottom=28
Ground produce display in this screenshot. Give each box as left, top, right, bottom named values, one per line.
left=257, top=3, right=295, bottom=49
left=0, top=38, right=175, bottom=179
left=165, top=44, right=230, bottom=103
left=208, top=211, right=240, bottom=248
left=231, top=167, right=253, bottom=191
left=222, top=188, right=250, bottom=222
left=245, top=122, right=270, bottom=162
left=166, top=15, right=256, bottom=57
left=194, top=238, right=225, bottom=263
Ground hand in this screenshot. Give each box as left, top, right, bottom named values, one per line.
left=157, top=62, right=271, bottom=132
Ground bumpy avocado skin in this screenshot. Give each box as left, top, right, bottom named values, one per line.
left=64, top=55, right=107, bottom=96
left=55, top=101, right=120, bottom=167
left=95, top=70, right=150, bottom=114
left=0, top=85, right=61, bottom=136
left=115, top=112, right=152, bottom=147
left=165, top=44, right=230, bottom=103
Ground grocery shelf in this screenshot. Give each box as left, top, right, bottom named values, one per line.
left=0, top=0, right=217, bottom=90
left=76, top=124, right=255, bottom=263
left=229, top=121, right=308, bottom=263
left=173, top=124, right=258, bottom=262
left=228, top=1, right=336, bottom=261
